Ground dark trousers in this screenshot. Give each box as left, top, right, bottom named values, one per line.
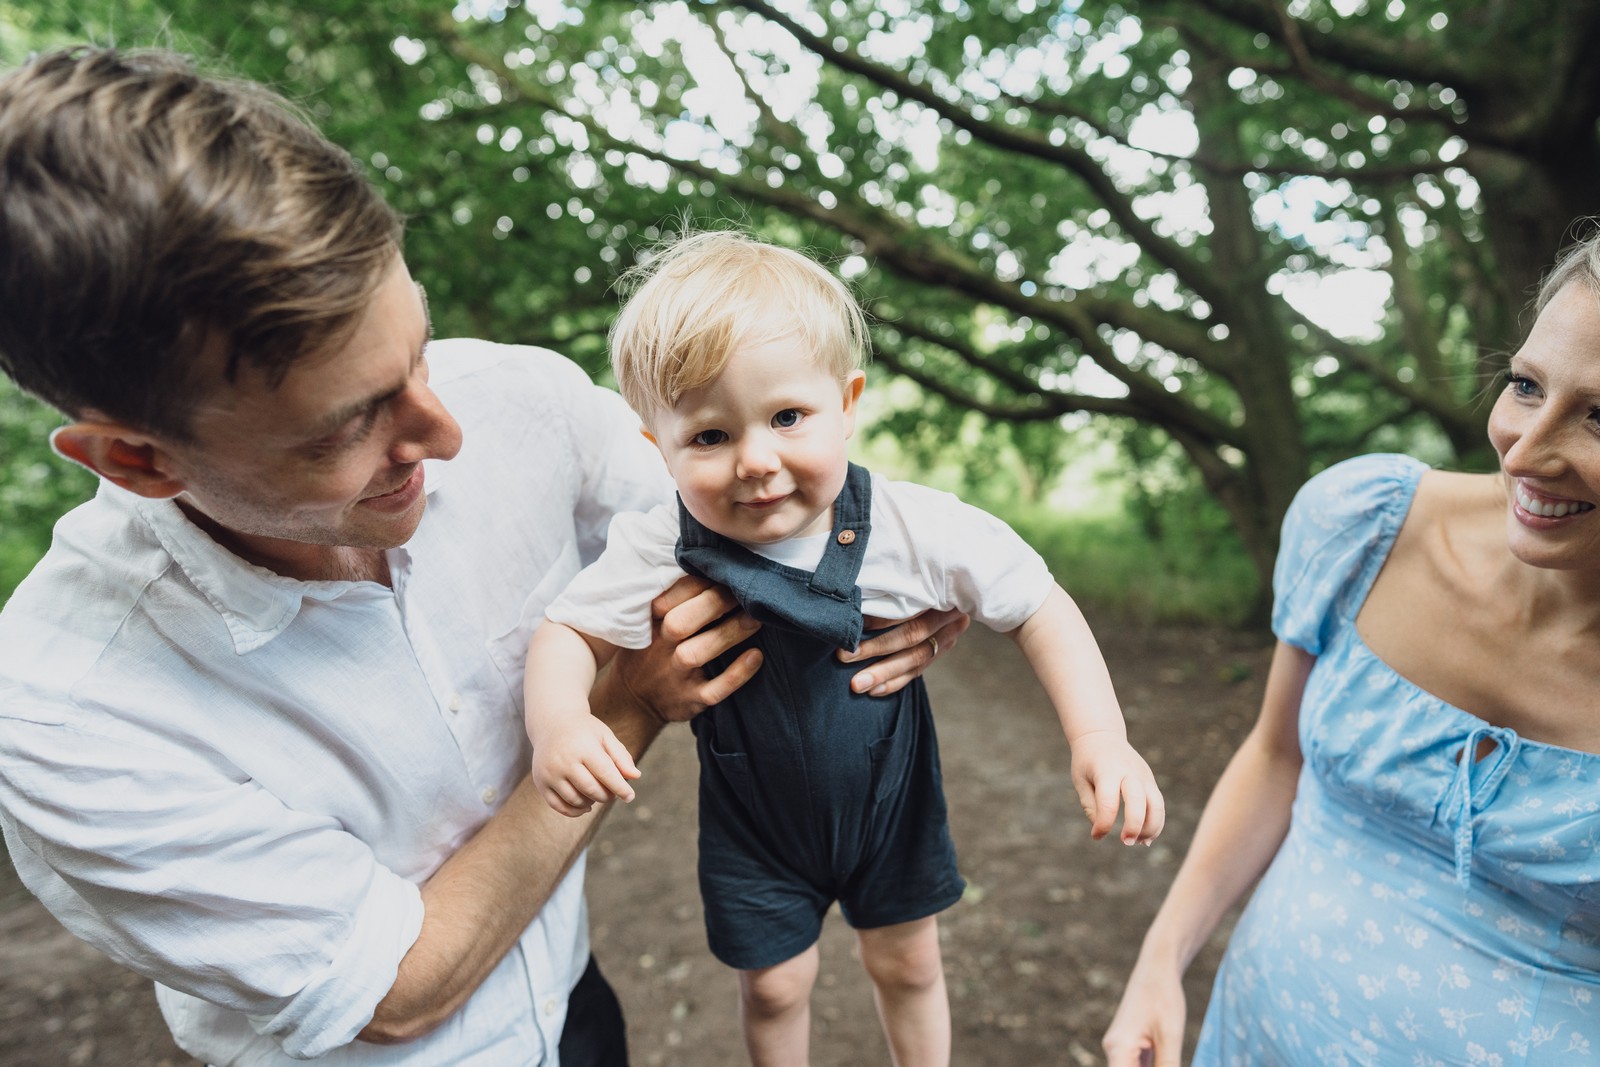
left=556, top=955, right=628, bottom=1066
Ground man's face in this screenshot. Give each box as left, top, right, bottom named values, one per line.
left=162, top=256, right=463, bottom=579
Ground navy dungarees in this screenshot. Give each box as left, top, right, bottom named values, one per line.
left=676, top=463, right=965, bottom=971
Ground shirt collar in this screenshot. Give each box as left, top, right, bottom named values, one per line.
left=124, top=457, right=449, bottom=655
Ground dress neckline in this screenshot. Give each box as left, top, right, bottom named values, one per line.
left=1336, top=462, right=1600, bottom=759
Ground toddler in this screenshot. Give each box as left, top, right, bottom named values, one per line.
left=525, top=230, right=1163, bottom=1067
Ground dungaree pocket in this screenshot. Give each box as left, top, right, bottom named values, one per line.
left=867, top=695, right=912, bottom=805
left=701, top=716, right=759, bottom=811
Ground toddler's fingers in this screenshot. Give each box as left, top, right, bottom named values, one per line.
left=565, top=766, right=615, bottom=806
left=601, top=732, right=642, bottom=781
left=1091, top=776, right=1123, bottom=841
left=1139, top=780, right=1168, bottom=844
left=546, top=784, right=593, bottom=819
left=1119, top=784, right=1148, bottom=846
left=586, top=754, right=636, bottom=804
left=1074, top=776, right=1114, bottom=840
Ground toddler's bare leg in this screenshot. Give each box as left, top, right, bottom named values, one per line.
left=738, top=944, right=820, bottom=1067
left=857, top=916, right=950, bottom=1067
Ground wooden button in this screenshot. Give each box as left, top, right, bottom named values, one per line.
left=836, top=529, right=857, bottom=545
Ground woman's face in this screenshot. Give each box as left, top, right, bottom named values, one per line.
left=1487, top=278, right=1600, bottom=570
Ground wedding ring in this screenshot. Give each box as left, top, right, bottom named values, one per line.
left=928, top=635, right=940, bottom=658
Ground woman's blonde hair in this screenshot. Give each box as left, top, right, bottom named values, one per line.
left=1536, top=224, right=1600, bottom=315
left=609, top=229, right=869, bottom=418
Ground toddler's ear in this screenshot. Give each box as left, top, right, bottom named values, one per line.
left=841, top=370, right=866, bottom=435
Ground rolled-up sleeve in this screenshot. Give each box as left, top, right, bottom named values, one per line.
left=0, top=706, right=424, bottom=1059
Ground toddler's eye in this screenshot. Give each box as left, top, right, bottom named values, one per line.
left=692, top=429, right=727, bottom=447
left=773, top=409, right=802, bottom=428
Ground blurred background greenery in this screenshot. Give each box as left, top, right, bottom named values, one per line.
left=6, top=1, right=1598, bottom=622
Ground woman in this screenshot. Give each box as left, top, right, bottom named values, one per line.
left=1103, top=230, right=1600, bottom=1066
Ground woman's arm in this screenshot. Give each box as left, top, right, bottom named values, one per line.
left=1100, top=640, right=1313, bottom=1067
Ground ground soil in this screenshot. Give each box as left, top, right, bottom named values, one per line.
left=0, top=621, right=1270, bottom=1067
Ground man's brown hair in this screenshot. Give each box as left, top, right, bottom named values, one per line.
left=0, top=47, right=402, bottom=438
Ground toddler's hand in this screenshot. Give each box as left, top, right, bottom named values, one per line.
left=1069, top=731, right=1165, bottom=845
left=531, top=717, right=642, bottom=817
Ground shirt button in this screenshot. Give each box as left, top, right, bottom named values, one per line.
left=481, top=787, right=498, bottom=805
left=447, top=694, right=462, bottom=713
left=544, top=997, right=559, bottom=1017
left=836, top=529, right=857, bottom=545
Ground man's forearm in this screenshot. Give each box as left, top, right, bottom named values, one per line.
left=360, top=668, right=664, bottom=1043
left=359, top=776, right=602, bottom=1043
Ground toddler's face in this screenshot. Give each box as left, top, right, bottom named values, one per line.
left=646, top=336, right=864, bottom=545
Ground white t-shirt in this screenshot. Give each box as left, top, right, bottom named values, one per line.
left=0, top=340, right=673, bottom=1065
left=546, top=472, right=1055, bottom=649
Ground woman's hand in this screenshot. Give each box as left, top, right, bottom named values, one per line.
left=1101, top=951, right=1187, bottom=1067
left=838, top=607, right=971, bottom=696
left=610, top=574, right=764, bottom=726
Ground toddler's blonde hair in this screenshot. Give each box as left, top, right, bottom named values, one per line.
left=610, top=229, right=869, bottom=419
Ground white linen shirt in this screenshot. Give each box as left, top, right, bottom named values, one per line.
left=546, top=472, right=1055, bottom=649
left=0, top=340, right=672, bottom=1065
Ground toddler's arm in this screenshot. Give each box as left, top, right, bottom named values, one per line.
left=1010, top=585, right=1164, bottom=845
left=524, top=621, right=640, bottom=817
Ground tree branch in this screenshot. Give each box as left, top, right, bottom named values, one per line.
left=870, top=346, right=1146, bottom=423
left=718, top=0, right=1224, bottom=311
left=1156, top=0, right=1473, bottom=91
left=437, top=14, right=1246, bottom=451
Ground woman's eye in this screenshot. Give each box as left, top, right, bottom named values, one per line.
left=773, top=409, right=802, bottom=428
left=1503, top=371, right=1538, bottom=398
left=692, top=429, right=727, bottom=447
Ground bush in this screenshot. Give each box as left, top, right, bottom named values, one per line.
left=1003, top=505, right=1258, bottom=626
left=0, top=381, right=95, bottom=603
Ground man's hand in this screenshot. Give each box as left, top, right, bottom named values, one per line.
left=608, top=574, right=764, bottom=729
left=530, top=715, right=641, bottom=817
left=838, top=607, right=971, bottom=696
left=1069, top=730, right=1165, bottom=845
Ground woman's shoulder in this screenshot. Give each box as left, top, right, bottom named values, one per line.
left=1272, top=454, right=1428, bottom=652
left=1286, top=453, right=1428, bottom=534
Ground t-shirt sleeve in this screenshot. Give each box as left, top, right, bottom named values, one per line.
left=877, top=479, right=1055, bottom=631
left=1271, top=452, right=1427, bottom=655
left=544, top=504, right=684, bottom=649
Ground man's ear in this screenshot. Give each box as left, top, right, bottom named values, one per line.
left=51, top=422, right=186, bottom=499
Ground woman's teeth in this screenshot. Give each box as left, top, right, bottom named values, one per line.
left=1516, top=485, right=1596, bottom=518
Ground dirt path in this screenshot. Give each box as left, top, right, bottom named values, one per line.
left=0, top=622, right=1269, bottom=1066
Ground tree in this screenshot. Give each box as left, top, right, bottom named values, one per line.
left=8, top=0, right=1598, bottom=613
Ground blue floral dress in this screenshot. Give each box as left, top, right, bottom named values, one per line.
left=1194, top=454, right=1600, bottom=1066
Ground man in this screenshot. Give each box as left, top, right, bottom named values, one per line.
left=0, top=47, right=960, bottom=1065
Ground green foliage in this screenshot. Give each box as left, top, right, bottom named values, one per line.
left=4, top=0, right=1597, bottom=609
left=0, top=380, right=95, bottom=603
left=1004, top=500, right=1257, bottom=626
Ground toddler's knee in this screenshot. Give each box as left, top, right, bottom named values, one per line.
left=862, top=936, right=944, bottom=995
left=740, top=957, right=817, bottom=1019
